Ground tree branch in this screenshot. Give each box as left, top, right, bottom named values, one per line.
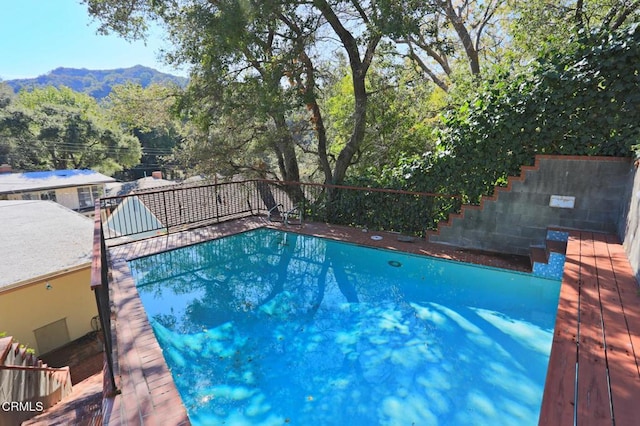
left=402, top=40, right=449, bottom=92
left=350, top=0, right=370, bottom=24
left=441, top=0, right=480, bottom=77
left=612, top=0, right=640, bottom=31
left=575, top=0, right=584, bottom=31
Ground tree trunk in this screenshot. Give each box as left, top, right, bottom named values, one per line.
left=272, top=113, right=305, bottom=203
left=332, top=74, right=367, bottom=184
left=443, top=1, right=481, bottom=78
left=313, top=0, right=380, bottom=184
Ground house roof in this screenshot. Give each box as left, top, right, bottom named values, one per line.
left=105, top=176, right=177, bottom=197
left=0, top=200, right=94, bottom=291
left=0, top=169, right=116, bottom=194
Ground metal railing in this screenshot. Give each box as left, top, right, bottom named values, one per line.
left=90, top=201, right=119, bottom=397
left=0, top=364, right=70, bottom=373
left=266, top=180, right=462, bottom=237
left=98, top=179, right=461, bottom=243
left=100, top=180, right=259, bottom=243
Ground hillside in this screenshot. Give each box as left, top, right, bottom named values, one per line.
left=3, top=65, right=188, bottom=99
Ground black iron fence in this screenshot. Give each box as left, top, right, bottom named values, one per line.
left=90, top=202, right=119, bottom=397
left=99, top=179, right=461, bottom=242
left=100, top=180, right=259, bottom=242
left=268, top=181, right=462, bottom=237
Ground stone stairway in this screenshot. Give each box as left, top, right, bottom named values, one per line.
left=427, top=155, right=630, bottom=258
left=0, top=336, right=72, bottom=425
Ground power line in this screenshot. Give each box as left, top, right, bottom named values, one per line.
left=8, top=144, right=176, bottom=156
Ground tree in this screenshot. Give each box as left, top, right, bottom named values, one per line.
left=393, top=0, right=508, bottom=92
left=323, top=60, right=443, bottom=175
left=83, top=0, right=428, bottom=186
left=105, top=83, right=185, bottom=178
left=0, top=86, right=141, bottom=174
left=394, top=23, right=640, bottom=203
left=0, top=84, right=19, bottom=164
left=509, top=0, right=640, bottom=56
left=394, top=1, right=639, bottom=94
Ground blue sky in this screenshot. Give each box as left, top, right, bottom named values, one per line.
left=0, top=0, right=184, bottom=80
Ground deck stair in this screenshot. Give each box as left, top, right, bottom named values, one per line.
left=530, top=229, right=570, bottom=279
left=0, top=335, right=72, bottom=425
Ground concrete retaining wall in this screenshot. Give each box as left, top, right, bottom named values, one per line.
left=428, top=156, right=632, bottom=257
left=618, top=160, right=640, bottom=282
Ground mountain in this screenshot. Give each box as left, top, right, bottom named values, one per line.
left=3, top=65, right=188, bottom=99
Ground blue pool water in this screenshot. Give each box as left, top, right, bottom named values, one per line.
left=129, top=229, right=561, bottom=425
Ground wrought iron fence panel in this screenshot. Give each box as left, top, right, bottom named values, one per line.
left=99, top=180, right=460, bottom=241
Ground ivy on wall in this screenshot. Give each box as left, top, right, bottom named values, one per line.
left=369, top=24, right=640, bottom=205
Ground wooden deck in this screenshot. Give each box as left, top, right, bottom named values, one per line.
left=539, top=231, right=640, bottom=425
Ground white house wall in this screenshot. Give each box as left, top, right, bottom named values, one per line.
left=4, top=185, right=105, bottom=212
left=55, top=187, right=80, bottom=211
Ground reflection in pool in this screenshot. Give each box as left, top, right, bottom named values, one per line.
left=129, top=228, right=561, bottom=425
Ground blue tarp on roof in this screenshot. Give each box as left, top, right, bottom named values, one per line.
left=0, top=169, right=115, bottom=193
left=21, top=169, right=96, bottom=179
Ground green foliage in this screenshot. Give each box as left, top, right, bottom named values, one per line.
left=304, top=184, right=462, bottom=235
left=0, top=332, right=34, bottom=354
left=394, top=24, right=640, bottom=203
left=83, top=0, right=435, bottom=186
left=509, top=0, right=640, bottom=58
left=162, top=1, right=322, bottom=182
left=0, top=86, right=142, bottom=174
left=81, top=0, right=640, bottom=219
left=105, top=83, right=185, bottom=178
left=322, top=61, right=442, bottom=176
left=19, top=344, right=36, bottom=355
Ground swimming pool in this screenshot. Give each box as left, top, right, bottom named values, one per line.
left=129, top=228, right=561, bottom=425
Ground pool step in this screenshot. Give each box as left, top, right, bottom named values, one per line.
left=530, top=229, right=569, bottom=279
left=531, top=240, right=568, bottom=264
left=530, top=246, right=549, bottom=265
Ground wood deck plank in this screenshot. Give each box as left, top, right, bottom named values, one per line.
left=540, top=231, right=640, bottom=426
left=599, top=237, right=640, bottom=425
left=576, top=233, right=611, bottom=424
left=593, top=234, right=640, bottom=425
left=605, top=234, right=640, bottom=374
left=538, top=232, right=580, bottom=425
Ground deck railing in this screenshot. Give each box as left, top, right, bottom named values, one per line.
left=267, top=181, right=462, bottom=237
left=91, top=179, right=461, bottom=399
left=98, top=179, right=461, bottom=243
left=99, top=180, right=259, bottom=243
left=90, top=201, right=119, bottom=397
